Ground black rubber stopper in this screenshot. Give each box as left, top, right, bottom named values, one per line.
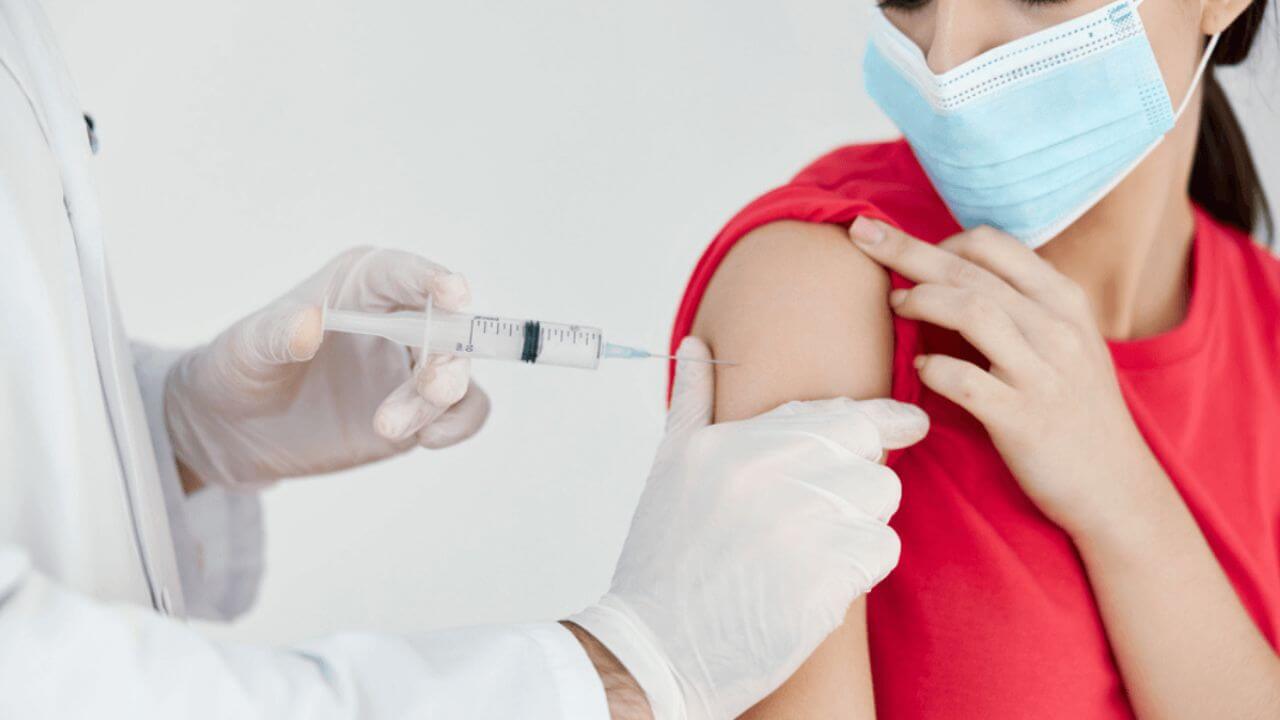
left=521, top=321, right=541, bottom=363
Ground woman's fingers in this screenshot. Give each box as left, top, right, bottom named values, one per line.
left=849, top=217, right=1091, bottom=324
left=913, top=354, right=1017, bottom=427
left=850, top=217, right=1092, bottom=363
left=850, top=217, right=1017, bottom=300
left=889, top=284, right=1048, bottom=386
left=938, top=227, right=1092, bottom=321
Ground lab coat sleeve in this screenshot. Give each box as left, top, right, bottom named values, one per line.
left=0, top=544, right=610, bottom=719
left=132, top=343, right=265, bottom=621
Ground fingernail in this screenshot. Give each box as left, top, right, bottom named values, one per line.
left=851, top=216, right=886, bottom=246
left=889, top=289, right=908, bottom=308
left=913, top=355, right=927, bottom=371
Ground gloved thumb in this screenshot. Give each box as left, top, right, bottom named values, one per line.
left=853, top=398, right=930, bottom=450
left=246, top=302, right=323, bottom=364
left=665, top=336, right=715, bottom=438
left=214, top=302, right=322, bottom=395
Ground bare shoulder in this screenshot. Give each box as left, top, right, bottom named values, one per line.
left=691, top=220, right=894, bottom=423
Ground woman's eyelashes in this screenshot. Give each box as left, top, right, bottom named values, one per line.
left=878, top=0, right=930, bottom=12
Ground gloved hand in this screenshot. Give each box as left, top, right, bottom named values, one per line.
left=165, top=247, right=490, bottom=490
left=570, top=337, right=928, bottom=720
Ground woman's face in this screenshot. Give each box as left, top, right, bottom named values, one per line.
left=879, top=0, right=1219, bottom=122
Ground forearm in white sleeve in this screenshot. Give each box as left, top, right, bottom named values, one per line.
left=132, top=343, right=265, bottom=621
left=0, top=544, right=608, bottom=719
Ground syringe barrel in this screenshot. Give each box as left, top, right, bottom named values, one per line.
left=435, top=313, right=602, bottom=369
left=325, top=307, right=602, bottom=369
left=524, top=320, right=603, bottom=369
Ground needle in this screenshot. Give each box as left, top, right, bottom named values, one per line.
left=658, top=354, right=737, bottom=366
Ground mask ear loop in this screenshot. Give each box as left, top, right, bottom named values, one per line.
left=1133, top=0, right=1222, bottom=122
left=1173, top=32, right=1222, bottom=121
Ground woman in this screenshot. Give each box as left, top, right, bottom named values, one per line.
left=671, top=0, right=1280, bottom=717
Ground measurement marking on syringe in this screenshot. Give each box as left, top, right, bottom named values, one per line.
left=469, top=316, right=499, bottom=345
left=548, top=326, right=588, bottom=346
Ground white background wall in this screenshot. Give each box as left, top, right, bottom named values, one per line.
left=40, top=0, right=1276, bottom=644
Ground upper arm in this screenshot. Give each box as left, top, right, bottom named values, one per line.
left=691, top=220, right=893, bottom=718
left=692, top=219, right=894, bottom=422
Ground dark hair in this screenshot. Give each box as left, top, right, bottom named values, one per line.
left=1190, top=0, right=1274, bottom=241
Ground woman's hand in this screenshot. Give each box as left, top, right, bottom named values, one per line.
left=848, top=217, right=1163, bottom=536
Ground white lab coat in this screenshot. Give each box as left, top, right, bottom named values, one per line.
left=0, top=1, right=609, bottom=717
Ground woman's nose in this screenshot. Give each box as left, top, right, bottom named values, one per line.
left=921, top=0, right=1009, bottom=74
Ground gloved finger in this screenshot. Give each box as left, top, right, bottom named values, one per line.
left=754, top=398, right=928, bottom=462
left=666, top=336, right=715, bottom=437
left=374, top=351, right=470, bottom=440
left=758, top=396, right=864, bottom=420
left=804, top=461, right=902, bottom=522
left=841, top=520, right=902, bottom=593
left=852, top=398, right=930, bottom=450
left=418, top=384, right=491, bottom=449
left=373, top=379, right=448, bottom=441
left=348, top=249, right=471, bottom=312
left=749, top=398, right=898, bottom=461
left=415, top=354, right=471, bottom=408
left=761, top=398, right=927, bottom=441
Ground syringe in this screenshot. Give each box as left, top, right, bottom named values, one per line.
left=321, top=302, right=729, bottom=370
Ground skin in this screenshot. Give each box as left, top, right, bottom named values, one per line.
left=694, top=0, right=1279, bottom=717
left=563, top=622, right=655, bottom=720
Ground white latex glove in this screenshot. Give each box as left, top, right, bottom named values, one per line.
left=165, top=247, right=490, bottom=489
left=570, top=337, right=928, bottom=720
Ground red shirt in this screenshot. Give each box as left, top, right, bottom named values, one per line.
left=670, top=139, right=1280, bottom=718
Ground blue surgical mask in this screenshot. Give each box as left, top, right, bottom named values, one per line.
left=863, top=0, right=1220, bottom=247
